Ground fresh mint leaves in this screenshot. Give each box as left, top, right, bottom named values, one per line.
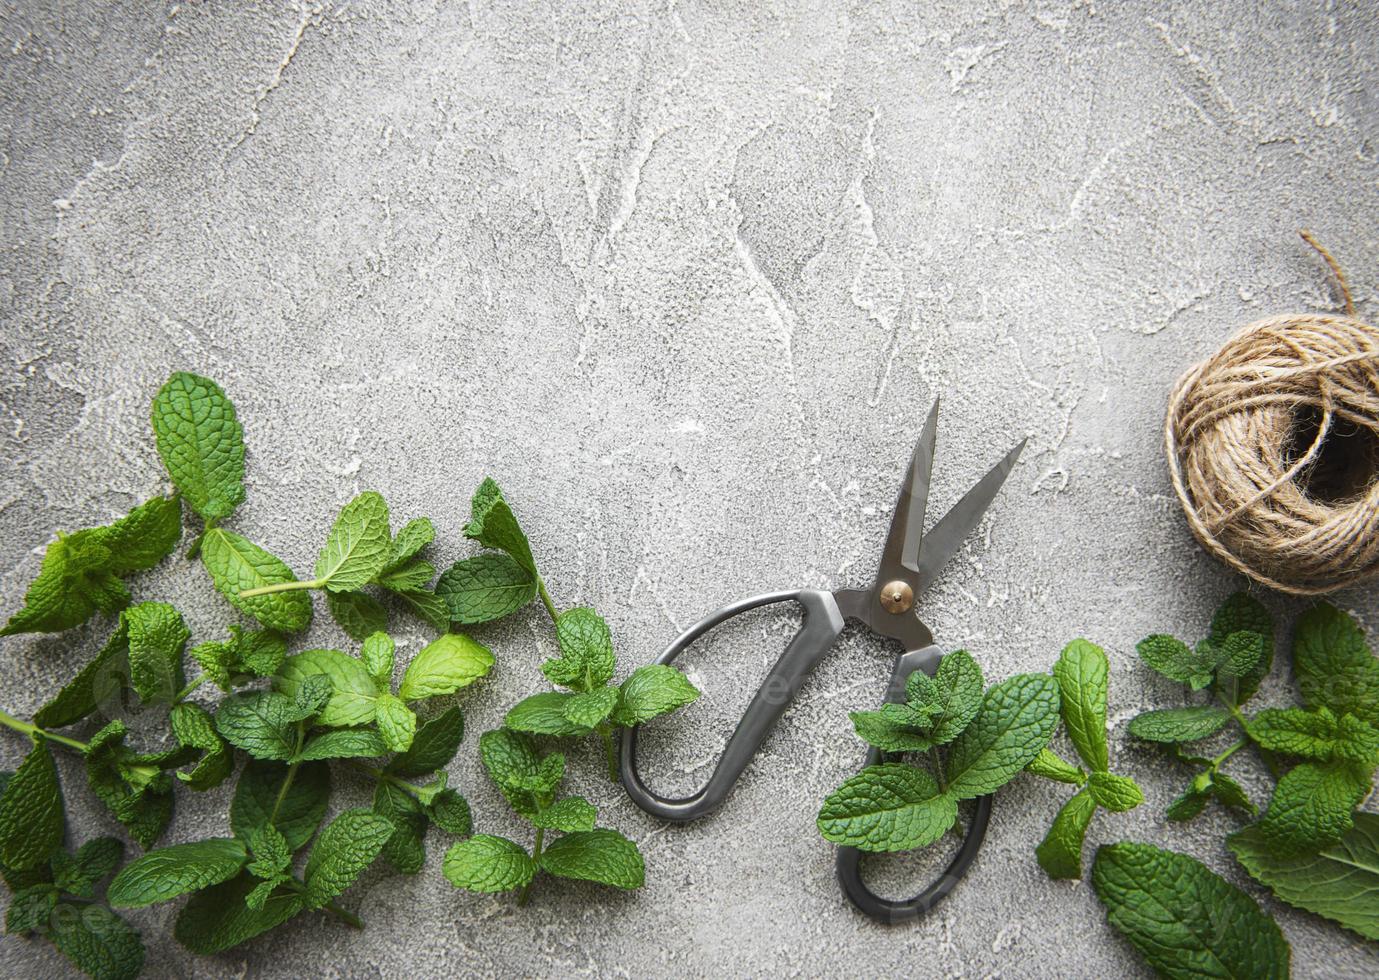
left=151, top=372, right=246, bottom=527
left=443, top=730, right=644, bottom=901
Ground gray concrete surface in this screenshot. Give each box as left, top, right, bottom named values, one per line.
left=2, top=1, right=1378, bottom=977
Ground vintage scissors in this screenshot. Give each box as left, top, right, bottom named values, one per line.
left=619, top=400, right=1024, bottom=923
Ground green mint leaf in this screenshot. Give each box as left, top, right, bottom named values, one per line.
left=1216, top=630, right=1265, bottom=680
left=374, top=692, right=417, bottom=752
left=0, top=528, right=127, bottom=636
left=848, top=709, right=938, bottom=753
left=1135, top=634, right=1215, bottom=689
left=464, top=478, right=537, bottom=576
left=215, top=691, right=302, bottom=761
left=360, top=632, right=396, bottom=687
left=386, top=706, right=464, bottom=778
left=531, top=796, right=597, bottom=833
left=246, top=825, right=291, bottom=879
left=435, top=553, right=536, bottom=625
left=505, top=692, right=592, bottom=736
left=395, top=587, right=450, bottom=632
left=397, top=633, right=494, bottom=701
left=230, top=760, right=331, bottom=852
left=201, top=528, right=312, bottom=633
left=34, top=622, right=130, bottom=728
left=296, top=728, right=389, bottom=763
left=1086, top=771, right=1144, bottom=812
left=173, top=872, right=305, bottom=955
left=83, top=722, right=175, bottom=848
left=1092, top=842, right=1289, bottom=980
left=816, top=764, right=958, bottom=852
left=373, top=780, right=427, bottom=874
left=1257, top=760, right=1372, bottom=855
left=1127, top=706, right=1231, bottom=743
left=106, top=838, right=247, bottom=908
left=1035, top=788, right=1097, bottom=879
left=191, top=626, right=287, bottom=691
left=0, top=740, right=65, bottom=871
left=538, top=829, right=644, bottom=889
left=303, top=808, right=393, bottom=908
left=916, top=650, right=984, bottom=746
left=427, top=789, right=472, bottom=837
left=1210, top=592, right=1274, bottom=705
left=383, top=517, right=435, bottom=571
left=610, top=664, right=701, bottom=727
left=52, top=838, right=123, bottom=898
left=563, top=688, right=619, bottom=729
left=545, top=608, right=616, bottom=691
left=150, top=371, right=246, bottom=522
left=1025, top=748, right=1087, bottom=785
left=1248, top=706, right=1363, bottom=762
left=944, top=674, right=1061, bottom=799
left=375, top=559, right=434, bottom=593
left=1292, top=602, right=1379, bottom=725
left=1230, top=812, right=1379, bottom=941
left=1210, top=772, right=1256, bottom=814
left=169, top=703, right=232, bottom=792
left=1052, top=639, right=1109, bottom=772
left=314, top=491, right=392, bottom=592
left=442, top=834, right=536, bottom=893
left=244, top=875, right=290, bottom=911
left=326, top=590, right=388, bottom=642
left=100, top=494, right=182, bottom=574
left=123, top=601, right=190, bottom=704
left=5, top=884, right=57, bottom=934
left=49, top=901, right=145, bottom=980
left=479, top=729, right=562, bottom=816
left=275, top=648, right=378, bottom=727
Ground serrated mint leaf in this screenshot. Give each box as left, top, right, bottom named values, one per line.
left=230, top=760, right=330, bottom=852
left=173, top=872, right=305, bottom=955
left=244, top=875, right=290, bottom=911
left=1210, top=772, right=1256, bottom=814
left=151, top=371, right=246, bottom=522
left=107, top=838, right=247, bottom=908
left=816, top=764, right=958, bottom=852
left=1216, top=630, right=1265, bottom=680
left=296, top=728, right=388, bottom=763
left=0, top=528, right=128, bottom=636
left=100, top=494, right=182, bottom=574
left=506, top=692, right=591, bottom=735
left=359, top=632, right=395, bottom=687
left=170, top=703, right=232, bottom=792
left=539, top=829, right=644, bottom=889
left=1053, top=639, right=1109, bottom=772
left=0, top=740, right=64, bottom=871
left=50, top=901, right=144, bottom=980
left=1248, top=706, right=1362, bottom=762
left=1127, top=706, right=1231, bottom=743
left=532, top=796, right=597, bottom=833
left=435, top=553, right=536, bottom=625
left=443, top=835, right=535, bottom=893
left=563, top=687, right=619, bottom=729
left=373, top=781, right=426, bottom=875
left=123, top=601, right=190, bottom=704
left=83, top=722, right=175, bottom=849
left=53, top=838, right=123, bottom=898
left=1026, top=748, right=1087, bottom=785
left=1292, top=602, right=1379, bottom=725
left=428, top=789, right=472, bottom=837
left=1035, top=788, right=1097, bottom=880
left=201, top=529, right=312, bottom=633
left=1087, top=771, right=1144, bottom=812
left=34, top=622, right=130, bottom=728
left=383, top=517, right=435, bottom=571
left=275, top=648, right=378, bottom=727
left=848, top=709, right=938, bottom=753
left=5, top=884, right=57, bottom=934
left=311, top=491, right=392, bottom=593
left=1210, top=592, right=1274, bottom=705
left=376, top=559, right=434, bottom=593
left=1257, top=760, right=1372, bottom=855
left=215, top=691, right=301, bottom=761
left=544, top=608, right=616, bottom=691
left=374, top=693, right=417, bottom=753
left=914, top=650, right=984, bottom=746
left=387, top=707, right=464, bottom=778
left=464, top=478, right=537, bottom=576
left=397, top=633, right=494, bottom=701
left=326, top=589, right=388, bottom=642
left=1230, top=813, right=1379, bottom=941
left=610, top=664, right=701, bottom=727
left=1136, top=634, right=1215, bottom=689
left=303, top=808, right=393, bottom=908
left=1092, top=842, right=1288, bottom=980
left=479, top=729, right=561, bottom=816
left=246, top=825, right=291, bottom=879
left=944, top=674, right=1060, bottom=799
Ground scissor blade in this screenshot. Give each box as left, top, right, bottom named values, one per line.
left=877, top=400, right=940, bottom=577
left=914, top=438, right=1026, bottom=591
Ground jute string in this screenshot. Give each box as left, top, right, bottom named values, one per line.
left=1165, top=233, right=1379, bottom=595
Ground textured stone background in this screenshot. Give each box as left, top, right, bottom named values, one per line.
left=2, top=1, right=1378, bottom=977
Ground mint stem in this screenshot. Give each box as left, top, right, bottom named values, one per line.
left=352, top=762, right=425, bottom=799
left=240, top=578, right=326, bottom=598
left=270, top=726, right=306, bottom=824
left=0, top=708, right=89, bottom=753
left=536, top=577, right=559, bottom=622
left=173, top=675, right=207, bottom=704
left=930, top=747, right=947, bottom=793
left=1212, top=740, right=1246, bottom=768
left=323, top=900, right=365, bottom=929
left=518, top=829, right=545, bottom=907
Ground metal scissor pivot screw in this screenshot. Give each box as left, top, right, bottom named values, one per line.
left=879, top=580, right=913, bottom=614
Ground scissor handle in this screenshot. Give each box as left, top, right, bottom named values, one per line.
left=835, top=644, right=993, bottom=924
left=619, top=589, right=846, bottom=821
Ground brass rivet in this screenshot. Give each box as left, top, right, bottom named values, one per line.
left=879, top=580, right=914, bottom=614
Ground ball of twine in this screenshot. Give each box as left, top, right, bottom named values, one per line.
left=1166, top=236, right=1379, bottom=595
